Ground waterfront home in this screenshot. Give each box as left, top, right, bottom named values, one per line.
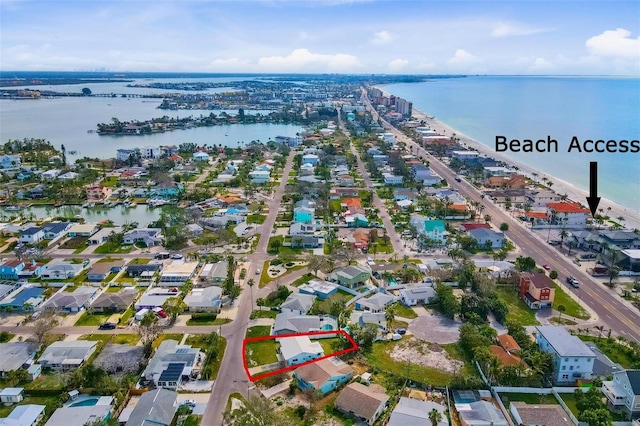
left=294, top=357, right=354, bottom=395
left=57, top=171, right=79, bottom=181
left=135, top=288, right=179, bottom=310
left=142, top=146, right=161, bottom=159
left=0, top=287, right=44, bottom=311
left=0, top=284, right=18, bottom=303
left=192, top=151, right=210, bottom=162
left=116, top=148, right=140, bottom=162
left=382, top=173, right=403, bottom=186
left=410, top=215, right=446, bottom=244
left=602, top=370, right=640, bottom=419
left=40, top=169, right=61, bottom=180
left=197, top=261, right=228, bottom=285
left=0, top=404, right=46, bottom=426
left=143, top=340, right=201, bottom=389
left=280, top=293, right=316, bottom=315
left=123, top=389, right=178, bottom=426
left=40, top=261, right=83, bottom=280
left=0, top=154, right=21, bottom=170
left=519, top=272, right=555, bottom=309
left=355, top=292, right=395, bottom=313
left=298, top=279, right=338, bottom=300
left=67, top=223, right=98, bottom=237
left=249, top=170, right=270, bottom=184
left=0, top=387, right=24, bottom=404
left=327, top=265, right=370, bottom=288
left=87, top=226, right=124, bottom=245
left=90, top=288, right=137, bottom=312
left=302, top=153, right=319, bottom=166
left=183, top=287, right=222, bottom=312
left=19, top=227, right=45, bottom=244
left=272, top=312, right=337, bottom=335
left=87, top=260, right=124, bottom=281
left=399, top=284, right=436, bottom=306
left=0, top=342, right=38, bottom=377
left=456, top=400, right=508, bottom=426
left=451, top=150, right=480, bottom=162
left=535, top=326, right=595, bottom=383
left=38, top=340, right=98, bottom=371
left=123, top=228, right=162, bottom=246
left=278, top=336, right=323, bottom=367
left=0, top=260, right=25, bottom=280
left=40, top=286, right=97, bottom=312
left=525, top=189, right=561, bottom=207
left=468, top=228, right=504, bottom=248
left=546, top=202, right=591, bottom=227
left=335, top=382, right=389, bottom=426
left=158, top=260, right=198, bottom=284
left=42, top=222, right=72, bottom=239
left=26, top=185, right=44, bottom=199
left=85, top=184, right=112, bottom=202
left=388, top=397, right=448, bottom=426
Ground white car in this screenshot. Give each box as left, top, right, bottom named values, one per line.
left=180, top=399, right=196, bottom=407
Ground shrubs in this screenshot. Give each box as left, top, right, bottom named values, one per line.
left=190, top=312, right=217, bottom=322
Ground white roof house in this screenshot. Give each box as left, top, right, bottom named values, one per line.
left=38, top=341, right=98, bottom=371
left=399, top=285, right=436, bottom=306
left=143, top=340, right=201, bottom=389
left=158, top=261, right=199, bottom=284
left=389, top=397, right=447, bottom=426
left=278, top=336, right=323, bottom=366
left=280, top=293, right=316, bottom=315
left=183, top=287, right=222, bottom=312
left=0, top=404, right=46, bottom=426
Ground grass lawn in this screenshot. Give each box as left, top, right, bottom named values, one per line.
left=365, top=340, right=454, bottom=386
left=106, top=285, right=124, bottom=293
left=495, top=287, right=540, bottom=326
left=204, top=336, right=226, bottom=380
left=258, top=260, right=271, bottom=288
left=577, top=335, right=638, bottom=368
left=182, top=415, right=201, bottom=426
left=185, top=333, right=217, bottom=350
left=499, top=392, right=558, bottom=406
left=291, top=273, right=315, bottom=287
left=247, top=214, right=266, bottom=224
left=558, top=392, right=579, bottom=417
left=78, top=334, right=111, bottom=344
left=119, top=306, right=135, bottom=324
left=550, top=317, right=578, bottom=326
left=74, top=312, right=112, bottom=326
left=391, top=302, right=418, bottom=319
left=152, top=333, right=184, bottom=349
left=186, top=316, right=232, bottom=326
left=111, top=334, right=140, bottom=345
left=249, top=310, right=278, bottom=319
left=0, top=331, right=15, bottom=343
left=310, top=293, right=351, bottom=315
left=24, top=373, right=66, bottom=391
left=0, top=396, right=59, bottom=418
left=59, top=236, right=88, bottom=249
left=94, top=242, right=133, bottom=254
left=317, top=337, right=341, bottom=355
left=128, top=258, right=151, bottom=265
left=245, top=340, right=279, bottom=366
left=246, top=325, right=271, bottom=338
left=552, top=283, right=590, bottom=320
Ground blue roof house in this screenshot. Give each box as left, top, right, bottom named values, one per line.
left=410, top=215, right=446, bottom=244
left=0, top=287, right=45, bottom=311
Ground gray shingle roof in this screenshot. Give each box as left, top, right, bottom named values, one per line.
left=125, top=389, right=177, bottom=426
left=536, top=326, right=596, bottom=357
left=0, top=342, right=38, bottom=373
left=388, top=397, right=447, bottom=426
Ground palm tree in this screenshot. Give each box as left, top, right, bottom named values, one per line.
left=428, top=408, right=443, bottom=426
left=556, top=304, right=566, bottom=320
left=594, top=325, right=605, bottom=338
left=385, top=305, right=396, bottom=330
left=247, top=278, right=255, bottom=308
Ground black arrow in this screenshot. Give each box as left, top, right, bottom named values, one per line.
left=586, top=161, right=601, bottom=217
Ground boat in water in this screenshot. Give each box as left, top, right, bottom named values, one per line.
left=82, top=202, right=95, bottom=208
left=4, top=205, right=22, bottom=211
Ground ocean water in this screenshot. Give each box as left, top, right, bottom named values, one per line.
left=383, top=76, right=640, bottom=212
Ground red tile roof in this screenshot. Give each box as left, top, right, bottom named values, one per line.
left=526, top=211, right=548, bottom=219
left=342, top=198, right=362, bottom=208
left=547, top=202, right=590, bottom=214
left=489, top=345, right=526, bottom=367
left=460, top=223, right=490, bottom=231
left=497, top=334, right=521, bottom=352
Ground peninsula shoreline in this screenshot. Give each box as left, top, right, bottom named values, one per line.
left=377, top=86, right=640, bottom=231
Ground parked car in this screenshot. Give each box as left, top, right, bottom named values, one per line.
left=98, top=322, right=116, bottom=330
left=395, top=328, right=407, bottom=335
left=566, top=276, right=580, bottom=288
left=180, top=399, right=196, bottom=407
left=256, top=268, right=261, bottom=275
left=170, top=253, right=183, bottom=259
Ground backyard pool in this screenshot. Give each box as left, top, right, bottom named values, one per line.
left=70, top=397, right=99, bottom=407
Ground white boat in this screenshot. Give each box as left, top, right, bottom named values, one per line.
left=129, top=202, right=138, bottom=207
left=4, top=205, right=21, bottom=211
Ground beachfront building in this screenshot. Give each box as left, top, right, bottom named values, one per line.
left=546, top=202, right=591, bottom=227
left=535, top=326, right=595, bottom=384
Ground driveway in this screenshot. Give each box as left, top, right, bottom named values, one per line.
left=408, top=311, right=462, bottom=344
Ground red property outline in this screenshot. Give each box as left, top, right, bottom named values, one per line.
left=242, top=329, right=359, bottom=382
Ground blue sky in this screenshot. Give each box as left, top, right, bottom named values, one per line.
left=1, top=0, right=639, bottom=74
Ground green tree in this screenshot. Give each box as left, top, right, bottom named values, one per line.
left=428, top=408, right=443, bottom=426
left=385, top=304, right=396, bottom=329
left=556, top=304, right=566, bottom=320
left=550, top=270, right=558, bottom=280
left=499, top=222, right=509, bottom=231
left=515, top=256, right=536, bottom=271
left=6, top=368, right=29, bottom=386
left=138, top=310, right=161, bottom=355
left=162, top=297, right=187, bottom=323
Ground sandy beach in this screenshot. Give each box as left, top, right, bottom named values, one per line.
left=377, top=85, right=640, bottom=231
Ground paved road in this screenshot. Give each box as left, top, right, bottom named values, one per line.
left=360, top=88, right=640, bottom=343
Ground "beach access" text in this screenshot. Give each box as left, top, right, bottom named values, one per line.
left=495, top=136, right=639, bottom=153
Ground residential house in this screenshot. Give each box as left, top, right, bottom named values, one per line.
left=40, top=169, right=61, bottom=180
left=388, top=398, right=448, bottom=426
left=38, top=340, right=98, bottom=371
left=330, top=188, right=359, bottom=199
left=126, top=262, right=163, bottom=278
left=135, top=288, right=180, bottom=310
left=341, top=197, right=362, bottom=210
left=249, top=170, right=270, bottom=184
left=19, top=227, right=44, bottom=244
left=383, top=173, right=403, bottom=185
left=186, top=223, right=203, bottom=237
left=123, top=228, right=162, bottom=246
left=45, top=401, right=112, bottom=426
left=158, top=261, right=198, bottom=284
left=278, top=336, right=323, bottom=366
left=26, top=185, right=43, bottom=199
left=0, top=260, right=24, bottom=280
left=412, top=164, right=441, bottom=185
left=327, top=265, right=370, bottom=288
left=198, top=262, right=228, bottom=285
left=0, top=342, right=38, bottom=377
left=17, top=261, right=46, bottom=280
left=0, top=154, right=21, bottom=170
left=142, top=146, right=161, bottom=159
left=302, top=154, right=319, bottom=166
left=519, top=272, right=555, bottom=309
left=0, top=284, right=18, bottom=302
left=298, top=279, right=338, bottom=300
left=40, top=286, right=96, bottom=312
left=116, top=148, right=140, bottom=162
left=509, top=402, right=573, bottom=426
left=346, top=228, right=370, bottom=250
left=294, top=357, right=354, bottom=395
left=602, top=370, right=640, bottom=419
left=0, top=404, right=46, bottom=426
left=183, top=287, right=222, bottom=312
left=586, top=342, right=624, bottom=378
left=272, top=312, right=337, bottom=335
left=293, top=206, right=315, bottom=224
left=335, top=174, right=355, bottom=186
left=90, top=288, right=137, bottom=312
left=525, top=189, right=562, bottom=207
left=280, top=293, right=316, bottom=315
left=456, top=400, right=509, bottom=426
left=57, top=172, right=79, bottom=181
left=451, top=150, right=480, bottom=162
left=40, top=261, right=83, bottom=280
left=0, top=388, right=24, bottom=404
left=335, top=382, right=389, bottom=426
left=410, top=215, right=446, bottom=244
left=42, top=222, right=72, bottom=240
left=393, top=188, right=418, bottom=202
left=468, top=228, right=505, bottom=248
left=87, top=227, right=124, bottom=245
left=399, top=285, right=436, bottom=306
left=547, top=202, right=591, bottom=227
left=0, top=287, right=44, bottom=311
left=85, top=185, right=112, bottom=202
left=67, top=223, right=98, bottom=237
left=355, top=292, right=395, bottom=313
left=87, top=261, right=124, bottom=281
left=143, top=340, right=201, bottom=389
left=123, top=389, right=178, bottom=426
left=350, top=311, right=387, bottom=332
left=459, top=223, right=490, bottom=232
left=344, top=208, right=369, bottom=228
left=535, top=326, right=596, bottom=383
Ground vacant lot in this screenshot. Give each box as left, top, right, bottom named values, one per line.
left=408, top=311, right=461, bottom=344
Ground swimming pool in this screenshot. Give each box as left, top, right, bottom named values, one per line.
left=70, top=397, right=99, bottom=407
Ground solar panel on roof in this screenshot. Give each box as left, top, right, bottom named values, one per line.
left=158, top=362, right=184, bottom=382
left=176, top=348, right=189, bottom=354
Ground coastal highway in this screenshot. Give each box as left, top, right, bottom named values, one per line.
left=360, top=88, right=640, bottom=343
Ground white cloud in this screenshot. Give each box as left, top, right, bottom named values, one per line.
left=491, top=22, right=548, bottom=37
left=586, top=28, right=640, bottom=58
left=529, top=57, right=554, bottom=73
left=372, top=30, right=392, bottom=45
left=256, top=48, right=362, bottom=72
left=447, top=49, right=478, bottom=67
left=388, top=58, right=408, bottom=72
